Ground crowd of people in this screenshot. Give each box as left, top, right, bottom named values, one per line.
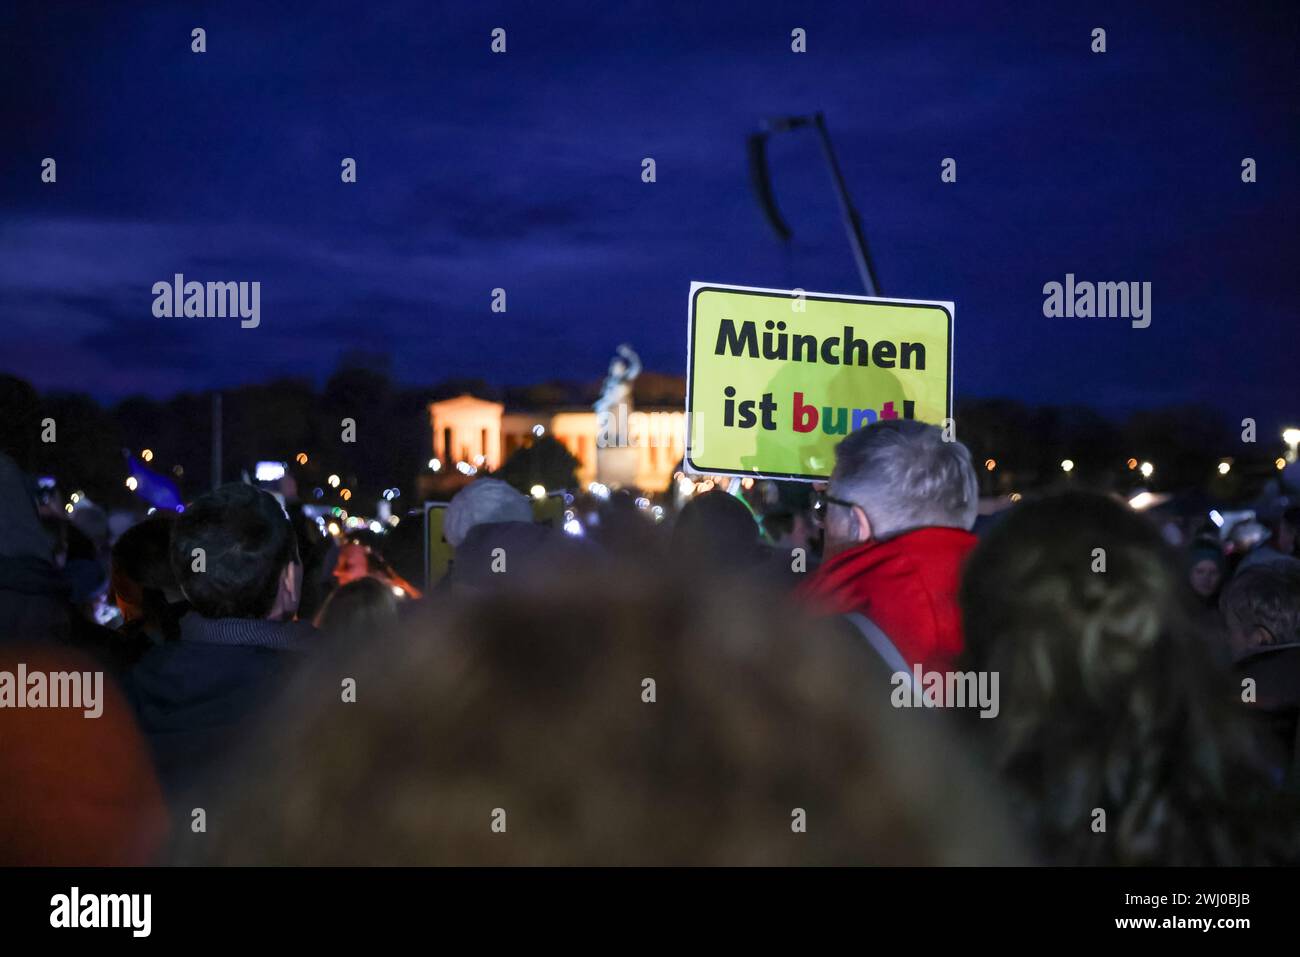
left=3, top=378, right=1300, bottom=865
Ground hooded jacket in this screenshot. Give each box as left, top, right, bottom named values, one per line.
left=799, top=527, right=977, bottom=673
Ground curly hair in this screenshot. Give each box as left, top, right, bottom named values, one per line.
left=959, top=492, right=1300, bottom=865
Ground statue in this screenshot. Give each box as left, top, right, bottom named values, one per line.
left=594, top=343, right=641, bottom=415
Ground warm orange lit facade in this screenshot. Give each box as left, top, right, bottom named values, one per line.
left=429, top=395, right=686, bottom=491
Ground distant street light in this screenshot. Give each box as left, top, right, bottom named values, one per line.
left=1217, top=461, right=1231, bottom=475
left=1060, top=459, right=1074, bottom=473
left=1139, top=461, right=1154, bottom=479
left=1284, top=428, right=1300, bottom=462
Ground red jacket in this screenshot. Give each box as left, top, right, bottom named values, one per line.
left=799, top=527, right=977, bottom=672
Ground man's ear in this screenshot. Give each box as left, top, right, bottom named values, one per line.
left=853, top=505, right=873, bottom=543
left=268, top=560, right=303, bottom=621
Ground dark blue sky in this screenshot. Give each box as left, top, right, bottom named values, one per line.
left=3, top=1, right=1296, bottom=428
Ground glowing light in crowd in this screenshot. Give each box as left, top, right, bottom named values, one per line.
left=532, top=425, right=545, bottom=437
left=473, top=455, right=486, bottom=466
left=1217, top=461, right=1231, bottom=475
left=530, top=485, right=546, bottom=500
left=70, top=493, right=81, bottom=504
left=1278, top=458, right=1288, bottom=471
left=428, top=458, right=441, bottom=471
left=296, top=452, right=309, bottom=464
left=741, top=477, right=755, bottom=490
left=391, top=586, right=404, bottom=597
left=340, top=488, right=352, bottom=501
left=255, top=461, right=286, bottom=482
left=984, top=459, right=996, bottom=471
left=327, top=474, right=341, bottom=488
left=563, top=518, right=584, bottom=536
left=388, top=515, right=401, bottom=527
left=1060, top=459, right=1074, bottom=473
left=651, top=505, right=665, bottom=522
left=140, top=449, right=154, bottom=462
left=173, top=465, right=184, bottom=477
left=1209, top=510, right=1224, bottom=528
left=1129, top=491, right=1158, bottom=511
left=588, top=482, right=610, bottom=500
left=455, top=461, right=476, bottom=475
left=125, top=476, right=138, bottom=491
left=327, top=522, right=341, bottom=536
left=369, top=521, right=384, bottom=534
left=635, top=497, right=650, bottom=509
left=1126, top=458, right=1137, bottom=470
left=1139, top=461, right=1154, bottom=479
left=1009, top=492, right=1022, bottom=503
left=64, top=503, right=73, bottom=514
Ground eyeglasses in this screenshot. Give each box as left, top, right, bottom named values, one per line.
left=810, top=489, right=859, bottom=526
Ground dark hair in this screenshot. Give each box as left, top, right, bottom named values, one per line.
left=314, top=576, right=399, bottom=639
left=171, top=484, right=298, bottom=619
left=959, top=491, right=1300, bottom=865
left=184, top=562, right=1022, bottom=864
left=112, top=514, right=185, bottom=640
left=1221, top=561, right=1300, bottom=647
left=670, top=490, right=763, bottom=566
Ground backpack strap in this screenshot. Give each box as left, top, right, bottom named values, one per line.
left=843, top=612, right=913, bottom=682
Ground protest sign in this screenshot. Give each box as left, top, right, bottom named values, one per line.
left=686, top=282, right=953, bottom=481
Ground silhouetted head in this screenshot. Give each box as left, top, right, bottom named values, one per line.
left=171, top=484, right=300, bottom=620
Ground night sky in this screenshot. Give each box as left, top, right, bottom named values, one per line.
left=3, top=1, right=1296, bottom=429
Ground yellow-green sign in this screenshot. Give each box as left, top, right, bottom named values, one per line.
left=686, top=282, right=953, bottom=481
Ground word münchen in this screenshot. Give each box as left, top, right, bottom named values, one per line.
left=713, top=318, right=928, bottom=369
